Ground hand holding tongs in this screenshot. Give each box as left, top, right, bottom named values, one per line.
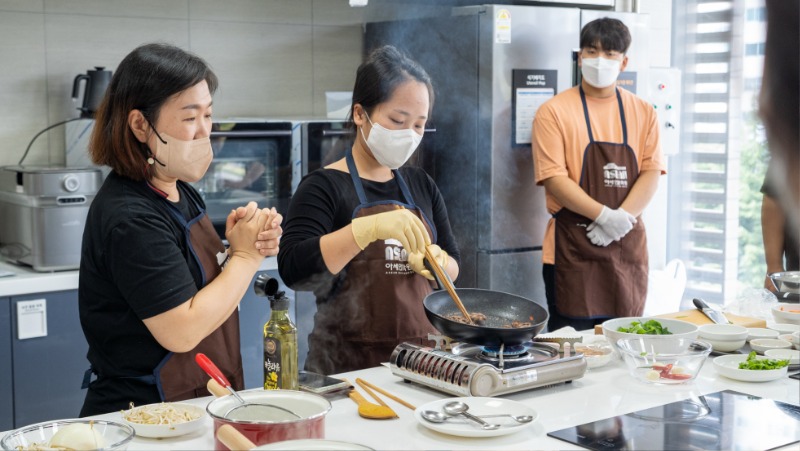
left=425, top=245, right=474, bottom=325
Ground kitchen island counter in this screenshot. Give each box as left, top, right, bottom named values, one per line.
left=11, top=348, right=796, bottom=450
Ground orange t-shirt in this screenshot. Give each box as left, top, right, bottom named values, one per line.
left=532, top=86, right=666, bottom=264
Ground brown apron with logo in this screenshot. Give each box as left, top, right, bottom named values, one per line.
left=305, top=149, right=437, bottom=375
left=155, top=198, right=244, bottom=401
left=553, top=86, right=648, bottom=319
left=82, top=189, right=244, bottom=405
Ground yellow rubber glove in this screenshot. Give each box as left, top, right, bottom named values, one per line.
left=351, top=209, right=430, bottom=254
left=407, top=245, right=449, bottom=281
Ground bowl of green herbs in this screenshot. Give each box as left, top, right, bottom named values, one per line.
left=713, top=351, right=790, bottom=382
left=602, top=317, right=699, bottom=356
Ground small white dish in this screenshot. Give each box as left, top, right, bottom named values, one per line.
left=767, top=323, right=800, bottom=334
left=120, top=402, right=206, bottom=438
left=746, top=328, right=779, bottom=341
left=702, top=337, right=747, bottom=353
left=414, top=397, right=537, bottom=438
left=698, top=324, right=749, bottom=341
left=764, top=348, right=800, bottom=365
left=749, top=338, right=793, bottom=354
left=779, top=333, right=800, bottom=350
left=713, top=354, right=788, bottom=382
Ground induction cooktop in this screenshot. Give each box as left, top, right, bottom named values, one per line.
left=548, top=390, right=800, bottom=451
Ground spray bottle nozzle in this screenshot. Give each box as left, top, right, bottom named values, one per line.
left=253, top=273, right=280, bottom=298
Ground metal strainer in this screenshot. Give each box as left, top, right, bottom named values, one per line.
left=195, top=353, right=300, bottom=420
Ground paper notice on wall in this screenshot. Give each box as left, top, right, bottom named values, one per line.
left=495, top=8, right=511, bottom=44
left=515, top=88, right=554, bottom=145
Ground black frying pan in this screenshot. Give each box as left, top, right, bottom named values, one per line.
left=423, top=288, right=547, bottom=347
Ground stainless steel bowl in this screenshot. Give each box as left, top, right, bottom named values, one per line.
left=770, top=271, right=800, bottom=294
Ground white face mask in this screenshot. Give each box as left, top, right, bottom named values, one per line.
left=581, top=56, right=622, bottom=88
left=150, top=131, right=213, bottom=182
left=360, top=111, right=422, bottom=169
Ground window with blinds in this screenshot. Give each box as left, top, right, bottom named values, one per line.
left=668, top=0, right=767, bottom=304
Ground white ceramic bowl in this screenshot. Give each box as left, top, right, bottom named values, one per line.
left=602, top=317, right=699, bottom=355
left=698, top=324, right=749, bottom=341
left=767, top=323, right=800, bottom=334
left=0, top=419, right=135, bottom=451
left=779, top=334, right=800, bottom=350
left=713, top=354, right=789, bottom=382
left=616, top=338, right=712, bottom=384
left=697, top=324, right=748, bottom=352
left=701, top=337, right=747, bottom=353
left=771, top=303, right=800, bottom=326
left=121, top=402, right=206, bottom=438
left=750, top=338, right=793, bottom=354
left=764, top=348, right=800, bottom=365
left=746, top=328, right=779, bottom=341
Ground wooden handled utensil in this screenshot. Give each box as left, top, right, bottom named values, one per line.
left=355, top=378, right=416, bottom=410
left=424, top=246, right=474, bottom=325
left=217, top=424, right=257, bottom=451
left=343, top=378, right=397, bottom=419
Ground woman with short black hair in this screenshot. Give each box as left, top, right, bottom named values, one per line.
left=79, top=43, right=281, bottom=415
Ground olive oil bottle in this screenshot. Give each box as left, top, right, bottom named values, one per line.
left=263, top=289, right=298, bottom=390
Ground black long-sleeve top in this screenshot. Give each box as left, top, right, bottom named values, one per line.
left=278, top=166, right=460, bottom=297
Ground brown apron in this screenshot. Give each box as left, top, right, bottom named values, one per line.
left=305, top=149, right=437, bottom=375
left=553, top=86, right=648, bottom=319
left=82, top=188, right=244, bottom=403
left=156, top=204, right=244, bottom=401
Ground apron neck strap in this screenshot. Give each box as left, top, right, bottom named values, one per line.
left=579, top=85, right=628, bottom=146
left=345, top=148, right=415, bottom=206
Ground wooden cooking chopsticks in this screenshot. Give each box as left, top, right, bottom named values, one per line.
left=355, top=378, right=416, bottom=410
left=424, top=245, right=474, bottom=325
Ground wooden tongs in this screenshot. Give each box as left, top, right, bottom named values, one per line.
left=424, top=245, right=474, bottom=325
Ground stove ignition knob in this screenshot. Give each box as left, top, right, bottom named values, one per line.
left=469, top=367, right=501, bottom=397
left=63, top=175, right=80, bottom=193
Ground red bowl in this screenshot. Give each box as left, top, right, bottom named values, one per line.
left=207, top=390, right=331, bottom=450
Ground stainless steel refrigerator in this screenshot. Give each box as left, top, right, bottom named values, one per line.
left=365, top=5, right=649, bottom=308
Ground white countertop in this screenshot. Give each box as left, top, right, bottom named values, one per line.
left=12, top=348, right=796, bottom=450
left=0, top=258, right=278, bottom=298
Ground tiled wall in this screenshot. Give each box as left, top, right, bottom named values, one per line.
left=0, top=0, right=671, bottom=169
left=0, top=0, right=365, bottom=167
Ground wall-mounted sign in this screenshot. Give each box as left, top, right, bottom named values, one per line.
left=512, top=69, right=557, bottom=145
left=617, top=71, right=637, bottom=94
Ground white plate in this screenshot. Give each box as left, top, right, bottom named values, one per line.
left=767, top=323, right=800, bottom=334
left=712, top=354, right=789, bottom=382
left=414, top=397, right=537, bottom=438
left=120, top=402, right=206, bottom=438
left=255, top=439, right=373, bottom=450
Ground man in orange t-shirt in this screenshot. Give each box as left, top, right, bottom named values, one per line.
left=532, top=18, right=666, bottom=331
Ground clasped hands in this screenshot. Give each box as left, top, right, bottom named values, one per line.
left=225, top=201, right=283, bottom=262
left=350, top=209, right=447, bottom=280
left=587, top=206, right=636, bottom=247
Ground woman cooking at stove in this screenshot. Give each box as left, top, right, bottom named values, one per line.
left=78, top=43, right=282, bottom=416
left=278, top=45, right=460, bottom=375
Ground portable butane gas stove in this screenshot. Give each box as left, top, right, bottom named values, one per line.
left=389, top=339, right=588, bottom=397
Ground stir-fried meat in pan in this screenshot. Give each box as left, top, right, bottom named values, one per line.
left=444, top=312, right=532, bottom=328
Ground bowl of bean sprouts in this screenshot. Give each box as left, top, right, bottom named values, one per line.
left=121, top=402, right=207, bottom=438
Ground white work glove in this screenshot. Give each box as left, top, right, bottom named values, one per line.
left=590, top=206, right=637, bottom=242
left=351, top=209, right=431, bottom=254
left=408, top=245, right=449, bottom=281
left=586, top=222, right=614, bottom=247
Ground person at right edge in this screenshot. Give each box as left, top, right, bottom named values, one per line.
left=532, top=18, right=666, bottom=331
left=759, top=0, right=800, bottom=294
left=761, top=161, right=799, bottom=292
